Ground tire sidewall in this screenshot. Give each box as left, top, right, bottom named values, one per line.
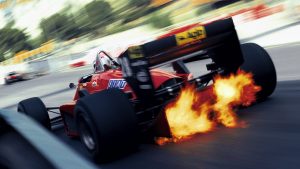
left=74, top=89, right=138, bottom=162
left=75, top=106, right=100, bottom=159
left=240, top=43, right=277, bottom=100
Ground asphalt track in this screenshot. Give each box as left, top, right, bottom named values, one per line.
left=1, top=43, right=300, bottom=169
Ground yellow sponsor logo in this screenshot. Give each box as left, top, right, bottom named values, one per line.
left=128, top=46, right=144, bottom=59
left=175, top=26, right=206, bottom=46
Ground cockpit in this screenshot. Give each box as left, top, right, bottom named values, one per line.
left=93, top=51, right=119, bottom=72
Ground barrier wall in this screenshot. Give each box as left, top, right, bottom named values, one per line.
left=0, top=63, right=28, bottom=84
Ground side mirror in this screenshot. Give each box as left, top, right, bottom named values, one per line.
left=69, top=83, right=76, bottom=89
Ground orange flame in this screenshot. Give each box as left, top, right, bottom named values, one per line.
left=156, top=70, right=261, bottom=145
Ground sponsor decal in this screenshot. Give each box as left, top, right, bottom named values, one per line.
left=175, top=26, right=206, bottom=46
left=128, top=46, right=144, bottom=59
left=92, top=81, right=97, bottom=87
left=107, top=79, right=127, bottom=89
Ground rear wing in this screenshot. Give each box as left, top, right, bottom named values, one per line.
left=118, top=18, right=243, bottom=102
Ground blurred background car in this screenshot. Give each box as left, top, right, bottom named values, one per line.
left=4, top=71, right=25, bottom=85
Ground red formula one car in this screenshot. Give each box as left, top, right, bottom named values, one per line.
left=17, top=18, right=276, bottom=162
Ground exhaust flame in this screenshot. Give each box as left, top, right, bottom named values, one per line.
left=156, top=70, right=261, bottom=145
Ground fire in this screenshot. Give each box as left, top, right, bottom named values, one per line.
left=156, top=70, right=261, bottom=145
left=164, top=87, right=214, bottom=139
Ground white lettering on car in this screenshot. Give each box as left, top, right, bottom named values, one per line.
left=107, top=79, right=127, bottom=89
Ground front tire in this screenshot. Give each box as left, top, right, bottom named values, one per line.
left=74, top=89, right=138, bottom=162
left=18, top=97, right=51, bottom=129
left=240, top=43, right=277, bottom=100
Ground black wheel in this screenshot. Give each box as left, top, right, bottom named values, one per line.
left=76, top=112, right=96, bottom=151
left=4, top=79, right=10, bottom=85
left=240, top=43, right=277, bottom=100
left=74, top=89, right=138, bottom=162
left=18, top=97, right=51, bottom=129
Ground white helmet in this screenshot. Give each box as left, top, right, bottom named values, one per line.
left=94, top=51, right=113, bottom=72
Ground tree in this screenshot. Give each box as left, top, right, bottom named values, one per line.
left=119, top=0, right=154, bottom=24
left=40, top=13, right=82, bottom=41
left=127, top=0, right=151, bottom=8
left=83, top=0, right=114, bottom=30
left=0, top=27, right=32, bottom=58
left=0, top=21, right=33, bottom=61
left=149, top=13, right=172, bottom=28
left=28, top=35, right=47, bottom=49
left=0, top=50, right=5, bottom=62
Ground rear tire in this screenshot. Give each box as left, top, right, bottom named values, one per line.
left=240, top=43, right=277, bottom=100
left=18, top=97, right=51, bottom=129
left=74, top=89, right=138, bottom=162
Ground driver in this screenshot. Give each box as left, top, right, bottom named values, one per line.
left=94, top=51, right=114, bottom=72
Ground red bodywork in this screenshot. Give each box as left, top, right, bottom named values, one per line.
left=60, top=66, right=191, bottom=137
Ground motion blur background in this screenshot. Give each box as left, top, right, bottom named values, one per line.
left=0, top=0, right=299, bottom=85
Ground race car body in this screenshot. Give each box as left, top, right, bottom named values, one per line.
left=72, top=68, right=185, bottom=100
left=60, top=50, right=190, bottom=137
left=18, top=18, right=277, bottom=162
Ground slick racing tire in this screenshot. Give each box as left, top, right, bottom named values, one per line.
left=4, top=79, right=11, bottom=85
left=18, top=97, right=51, bottom=129
left=74, top=89, right=138, bottom=162
left=240, top=43, right=277, bottom=100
